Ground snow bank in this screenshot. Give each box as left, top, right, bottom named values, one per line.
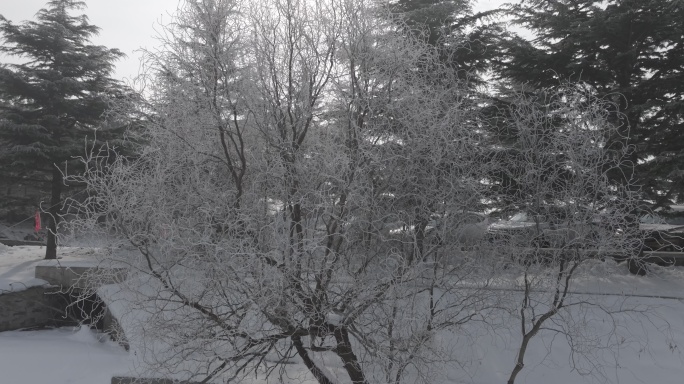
left=0, top=326, right=129, bottom=384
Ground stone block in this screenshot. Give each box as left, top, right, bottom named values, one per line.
left=0, top=286, right=65, bottom=331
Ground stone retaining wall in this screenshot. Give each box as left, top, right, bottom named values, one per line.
left=111, top=377, right=202, bottom=384
left=0, top=285, right=67, bottom=331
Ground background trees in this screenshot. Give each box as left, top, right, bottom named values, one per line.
left=0, top=0, right=128, bottom=258
left=391, top=0, right=507, bottom=86
left=497, top=0, right=684, bottom=209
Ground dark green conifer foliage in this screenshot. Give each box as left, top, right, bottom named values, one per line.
left=498, top=0, right=684, bottom=207
left=392, top=0, right=507, bottom=85
left=0, top=0, right=126, bottom=258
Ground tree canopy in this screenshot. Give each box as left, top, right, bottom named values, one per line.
left=0, top=0, right=129, bottom=258
left=497, top=0, right=684, bottom=208
left=391, top=0, right=507, bottom=85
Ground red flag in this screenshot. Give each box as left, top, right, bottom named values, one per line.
left=34, top=210, right=41, bottom=232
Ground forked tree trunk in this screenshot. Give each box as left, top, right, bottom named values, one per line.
left=45, top=165, right=62, bottom=260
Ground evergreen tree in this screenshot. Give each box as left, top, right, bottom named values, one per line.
left=392, top=0, right=507, bottom=85
left=497, top=0, right=684, bottom=208
left=0, top=0, right=127, bottom=258
left=390, top=0, right=511, bottom=216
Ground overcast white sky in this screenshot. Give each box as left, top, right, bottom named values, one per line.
left=1, top=0, right=181, bottom=83
left=1, top=0, right=503, bottom=83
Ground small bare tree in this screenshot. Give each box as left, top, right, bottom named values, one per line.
left=482, top=85, right=645, bottom=384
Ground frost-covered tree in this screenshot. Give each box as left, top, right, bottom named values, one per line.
left=69, top=1, right=500, bottom=382
left=66, top=1, right=644, bottom=383
left=481, top=86, right=643, bottom=383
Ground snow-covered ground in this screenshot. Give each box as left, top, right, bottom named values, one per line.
left=0, top=327, right=129, bottom=384
left=0, top=245, right=129, bottom=384
left=1, top=245, right=684, bottom=383
left=459, top=294, right=684, bottom=384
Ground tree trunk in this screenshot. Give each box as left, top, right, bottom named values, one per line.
left=507, top=335, right=530, bottom=384
left=292, top=335, right=335, bottom=384
left=334, top=327, right=367, bottom=384
left=45, top=165, right=62, bottom=260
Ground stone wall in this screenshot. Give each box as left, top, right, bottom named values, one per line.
left=111, top=377, right=202, bottom=384
left=1, top=264, right=128, bottom=336
left=0, top=285, right=68, bottom=331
